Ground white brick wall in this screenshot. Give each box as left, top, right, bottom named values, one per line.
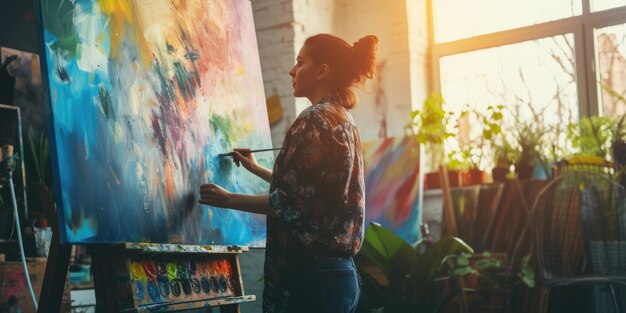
left=252, top=0, right=297, bottom=147
left=293, top=0, right=337, bottom=114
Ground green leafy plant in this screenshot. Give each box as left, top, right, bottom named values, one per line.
left=514, top=123, right=543, bottom=168
left=598, top=82, right=626, bottom=174
left=356, top=223, right=536, bottom=313
left=480, top=105, right=504, bottom=143
left=27, top=127, right=51, bottom=187
left=567, top=116, right=616, bottom=160
left=355, top=223, right=474, bottom=313
left=458, top=104, right=506, bottom=171
left=475, top=104, right=508, bottom=169
left=408, top=93, right=455, bottom=172
left=445, top=150, right=469, bottom=171
left=492, top=140, right=518, bottom=169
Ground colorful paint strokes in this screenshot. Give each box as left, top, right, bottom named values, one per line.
left=362, top=136, right=421, bottom=243
left=126, top=256, right=237, bottom=307
left=39, top=0, right=272, bottom=245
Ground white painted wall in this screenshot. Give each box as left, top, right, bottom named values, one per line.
left=334, top=0, right=418, bottom=141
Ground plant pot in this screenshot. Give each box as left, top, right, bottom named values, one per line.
left=491, top=167, right=509, bottom=182
left=463, top=169, right=489, bottom=186
left=515, top=165, right=534, bottom=180
left=425, top=170, right=462, bottom=189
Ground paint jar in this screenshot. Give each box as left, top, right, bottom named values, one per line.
left=1, top=144, right=14, bottom=170
left=34, top=226, right=52, bottom=257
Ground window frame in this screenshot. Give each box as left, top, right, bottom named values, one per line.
left=429, top=1, right=626, bottom=119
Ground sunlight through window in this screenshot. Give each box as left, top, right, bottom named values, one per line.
left=591, top=0, right=626, bottom=12
left=439, top=35, right=579, bottom=169
left=433, top=0, right=582, bottom=43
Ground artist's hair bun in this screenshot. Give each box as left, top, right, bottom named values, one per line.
left=303, top=33, right=379, bottom=109
left=353, top=35, right=378, bottom=81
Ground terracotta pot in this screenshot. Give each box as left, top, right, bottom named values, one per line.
left=424, top=170, right=462, bottom=189
left=491, top=167, right=509, bottom=182
left=464, top=169, right=489, bottom=186
left=515, top=165, right=534, bottom=180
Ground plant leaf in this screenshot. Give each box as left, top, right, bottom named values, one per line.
left=359, top=223, right=414, bottom=277
left=410, top=236, right=474, bottom=291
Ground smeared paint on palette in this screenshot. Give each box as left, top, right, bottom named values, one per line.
left=124, top=256, right=238, bottom=306
left=39, top=0, right=272, bottom=245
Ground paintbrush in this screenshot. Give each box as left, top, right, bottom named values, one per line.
left=218, top=147, right=282, bottom=157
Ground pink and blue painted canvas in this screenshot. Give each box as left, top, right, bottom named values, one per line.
left=362, top=136, right=421, bottom=243
left=38, top=0, right=272, bottom=246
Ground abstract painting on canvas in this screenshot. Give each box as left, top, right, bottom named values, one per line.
left=38, top=0, right=272, bottom=246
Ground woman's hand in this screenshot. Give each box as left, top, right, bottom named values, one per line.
left=232, top=148, right=259, bottom=172
left=199, top=183, right=234, bottom=208
left=199, top=184, right=274, bottom=215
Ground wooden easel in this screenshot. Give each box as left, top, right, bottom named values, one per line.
left=37, top=230, right=70, bottom=312
left=38, top=233, right=255, bottom=312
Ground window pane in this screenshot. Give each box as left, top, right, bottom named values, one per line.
left=434, top=0, right=582, bottom=43
left=591, top=0, right=626, bottom=12
left=439, top=34, right=579, bottom=169
left=595, top=23, right=626, bottom=117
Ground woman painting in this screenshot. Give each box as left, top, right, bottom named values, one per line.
left=200, top=33, right=378, bottom=313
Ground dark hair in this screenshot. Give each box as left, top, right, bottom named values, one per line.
left=304, top=34, right=378, bottom=109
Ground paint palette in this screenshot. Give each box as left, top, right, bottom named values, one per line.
left=126, top=256, right=237, bottom=306
left=91, top=243, right=255, bottom=312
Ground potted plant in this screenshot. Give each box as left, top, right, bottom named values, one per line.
left=513, top=123, right=543, bottom=180
left=355, top=223, right=535, bottom=313
left=462, top=105, right=505, bottom=185
left=491, top=140, right=517, bottom=182
left=408, top=93, right=456, bottom=189
left=445, top=150, right=467, bottom=187
left=564, top=114, right=626, bottom=181
left=26, top=127, right=54, bottom=224
left=355, top=223, right=475, bottom=313
left=567, top=115, right=616, bottom=160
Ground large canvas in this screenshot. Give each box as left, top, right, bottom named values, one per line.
left=362, top=136, right=421, bottom=243
left=38, top=0, right=272, bottom=246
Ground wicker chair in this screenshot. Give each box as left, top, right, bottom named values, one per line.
left=529, top=171, right=626, bottom=312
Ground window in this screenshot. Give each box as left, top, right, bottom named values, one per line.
left=595, top=23, right=626, bottom=116
left=440, top=35, right=578, bottom=169
left=591, top=0, right=626, bottom=13
left=431, top=1, right=626, bottom=169
left=433, top=0, right=581, bottom=43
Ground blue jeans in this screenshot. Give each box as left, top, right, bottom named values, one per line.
left=288, top=256, right=361, bottom=313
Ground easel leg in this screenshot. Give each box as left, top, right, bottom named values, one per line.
left=37, top=230, right=71, bottom=313
left=89, top=246, right=116, bottom=313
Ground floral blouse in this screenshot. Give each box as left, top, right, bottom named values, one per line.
left=263, top=98, right=365, bottom=313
